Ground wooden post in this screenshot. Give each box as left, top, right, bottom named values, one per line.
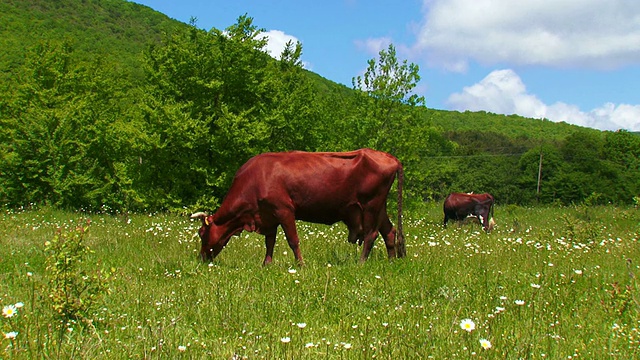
left=536, top=151, right=543, bottom=202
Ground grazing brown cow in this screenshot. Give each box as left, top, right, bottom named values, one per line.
left=191, top=148, right=405, bottom=265
left=443, top=192, right=495, bottom=232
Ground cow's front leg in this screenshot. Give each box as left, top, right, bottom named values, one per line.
left=346, top=227, right=360, bottom=244
left=345, top=219, right=363, bottom=245
left=479, top=211, right=491, bottom=232
left=263, top=231, right=277, bottom=266
left=279, top=214, right=304, bottom=266
left=344, top=203, right=363, bottom=244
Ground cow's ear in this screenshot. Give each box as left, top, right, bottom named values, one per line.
left=205, top=216, right=213, bottom=226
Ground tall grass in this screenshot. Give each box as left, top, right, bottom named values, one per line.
left=1, top=204, right=639, bottom=358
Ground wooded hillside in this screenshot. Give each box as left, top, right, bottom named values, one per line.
left=1, top=0, right=638, bottom=212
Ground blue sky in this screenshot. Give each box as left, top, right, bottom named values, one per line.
left=131, top=0, right=640, bottom=131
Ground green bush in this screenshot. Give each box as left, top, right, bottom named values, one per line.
left=44, top=221, right=111, bottom=325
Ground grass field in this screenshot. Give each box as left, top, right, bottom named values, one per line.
left=1, top=204, right=639, bottom=359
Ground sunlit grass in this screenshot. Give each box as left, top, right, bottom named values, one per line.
left=1, top=204, right=639, bottom=358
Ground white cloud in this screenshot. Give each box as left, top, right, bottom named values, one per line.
left=589, top=103, right=640, bottom=131
left=258, top=30, right=310, bottom=68
left=414, top=0, right=640, bottom=71
left=355, top=36, right=393, bottom=55
left=447, top=69, right=640, bottom=131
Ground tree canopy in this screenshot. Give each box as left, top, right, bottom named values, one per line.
left=1, top=0, right=638, bottom=212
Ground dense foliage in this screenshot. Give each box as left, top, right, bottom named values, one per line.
left=1, top=0, right=639, bottom=212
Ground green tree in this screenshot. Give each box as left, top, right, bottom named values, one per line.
left=351, top=44, right=425, bottom=153
left=517, top=144, right=563, bottom=204
left=138, top=15, right=326, bottom=210
left=261, top=40, right=324, bottom=152
left=548, top=130, right=630, bottom=204
left=139, top=21, right=228, bottom=210
left=350, top=44, right=459, bottom=203
left=603, top=130, right=640, bottom=172
left=0, top=41, right=130, bottom=210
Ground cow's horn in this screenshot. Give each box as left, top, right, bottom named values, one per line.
left=190, top=212, right=208, bottom=219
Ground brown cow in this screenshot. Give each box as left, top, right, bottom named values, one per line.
left=443, top=192, right=495, bottom=232
left=191, top=149, right=405, bottom=265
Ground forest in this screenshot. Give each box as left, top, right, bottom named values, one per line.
left=1, top=0, right=639, bottom=213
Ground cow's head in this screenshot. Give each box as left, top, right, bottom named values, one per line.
left=190, top=212, right=225, bottom=262
left=487, top=217, right=496, bottom=232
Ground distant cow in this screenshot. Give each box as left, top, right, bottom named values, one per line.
left=191, top=149, right=405, bottom=265
left=443, top=192, right=495, bottom=232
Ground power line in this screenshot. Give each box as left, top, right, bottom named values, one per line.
left=427, top=153, right=526, bottom=159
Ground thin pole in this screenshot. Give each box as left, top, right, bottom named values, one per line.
left=536, top=151, right=543, bottom=202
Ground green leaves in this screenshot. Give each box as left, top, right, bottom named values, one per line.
left=44, top=223, right=111, bottom=324
left=350, top=43, right=429, bottom=155
left=1, top=40, right=131, bottom=210
left=1, top=7, right=638, bottom=212
left=135, top=15, right=331, bottom=210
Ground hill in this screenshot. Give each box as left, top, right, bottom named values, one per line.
left=0, top=0, right=183, bottom=81
left=426, top=109, right=586, bottom=140
left=0, top=0, right=638, bottom=212
left=0, top=0, right=591, bottom=140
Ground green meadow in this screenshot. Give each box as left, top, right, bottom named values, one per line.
left=1, top=204, right=639, bottom=359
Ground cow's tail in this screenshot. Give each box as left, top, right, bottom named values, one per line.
left=488, top=195, right=496, bottom=231
left=396, top=164, right=406, bottom=258
left=489, top=194, right=495, bottom=220
left=490, top=200, right=495, bottom=220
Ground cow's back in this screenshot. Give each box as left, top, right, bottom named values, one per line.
left=443, top=193, right=460, bottom=212
left=444, top=193, right=472, bottom=217
left=443, top=192, right=493, bottom=217
left=228, top=149, right=400, bottom=223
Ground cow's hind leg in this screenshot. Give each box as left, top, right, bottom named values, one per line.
left=443, top=210, right=452, bottom=228
left=359, top=230, right=379, bottom=263
left=378, top=214, right=397, bottom=259
left=277, top=211, right=304, bottom=266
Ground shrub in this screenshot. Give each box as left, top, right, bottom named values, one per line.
left=44, top=221, right=111, bottom=326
